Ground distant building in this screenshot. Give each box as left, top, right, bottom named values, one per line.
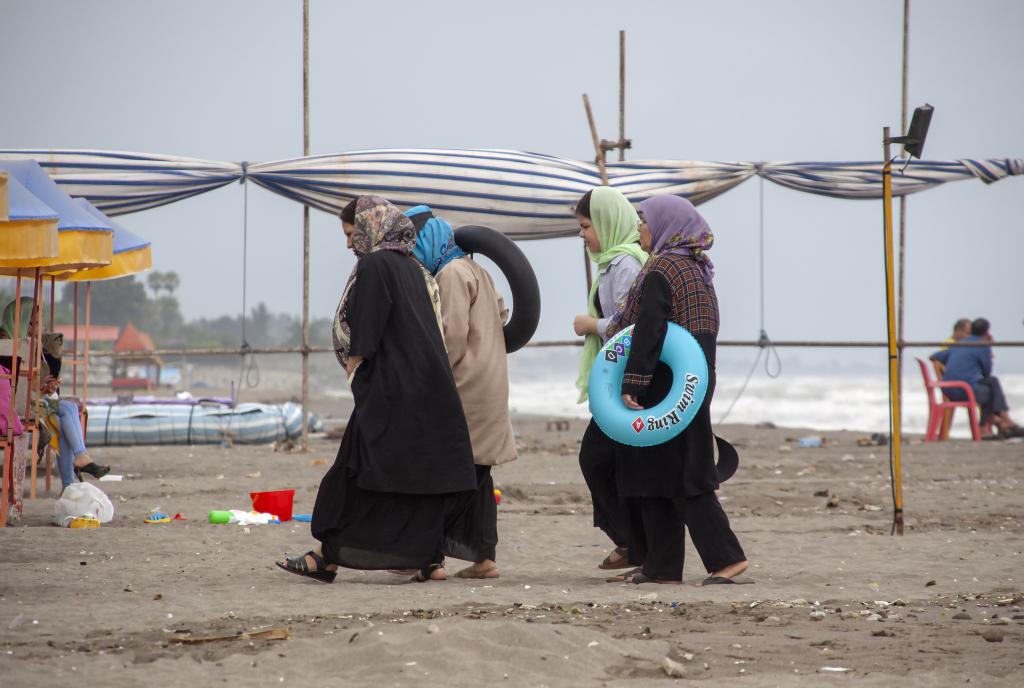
left=111, top=323, right=162, bottom=390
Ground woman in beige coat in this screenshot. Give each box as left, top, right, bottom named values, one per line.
left=405, top=205, right=517, bottom=579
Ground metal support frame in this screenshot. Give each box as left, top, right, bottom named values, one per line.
left=882, top=127, right=905, bottom=535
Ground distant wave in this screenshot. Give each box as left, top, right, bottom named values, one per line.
left=509, top=370, right=1024, bottom=438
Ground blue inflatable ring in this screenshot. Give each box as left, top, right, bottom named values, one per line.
left=588, top=323, right=709, bottom=447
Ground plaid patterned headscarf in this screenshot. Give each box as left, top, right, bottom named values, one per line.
left=332, top=196, right=432, bottom=367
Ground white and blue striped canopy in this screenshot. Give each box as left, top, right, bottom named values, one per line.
left=0, top=149, right=242, bottom=217
left=0, top=149, right=1019, bottom=239
left=248, top=150, right=755, bottom=238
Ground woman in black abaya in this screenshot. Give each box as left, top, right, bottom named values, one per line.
left=276, top=195, right=478, bottom=583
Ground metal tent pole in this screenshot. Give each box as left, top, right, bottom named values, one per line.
left=882, top=127, right=905, bottom=535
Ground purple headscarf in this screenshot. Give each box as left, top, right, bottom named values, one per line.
left=639, top=195, right=715, bottom=285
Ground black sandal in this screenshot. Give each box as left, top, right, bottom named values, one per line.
left=76, top=463, right=111, bottom=480
left=598, top=547, right=631, bottom=570
left=625, top=570, right=681, bottom=585
left=275, top=551, right=337, bottom=584
left=605, top=566, right=642, bottom=583
left=702, top=575, right=754, bottom=585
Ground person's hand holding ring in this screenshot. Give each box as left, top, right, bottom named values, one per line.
left=622, top=393, right=642, bottom=410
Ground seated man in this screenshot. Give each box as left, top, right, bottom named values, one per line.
left=930, top=318, right=1022, bottom=438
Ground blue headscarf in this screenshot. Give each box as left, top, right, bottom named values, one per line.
left=403, top=205, right=466, bottom=276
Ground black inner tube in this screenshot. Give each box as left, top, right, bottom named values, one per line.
left=453, top=225, right=541, bottom=354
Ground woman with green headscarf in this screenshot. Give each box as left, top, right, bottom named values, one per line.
left=572, top=186, right=648, bottom=573
left=1, top=297, right=111, bottom=490
left=0, top=296, right=34, bottom=341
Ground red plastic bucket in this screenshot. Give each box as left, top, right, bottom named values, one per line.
left=250, top=489, right=295, bottom=522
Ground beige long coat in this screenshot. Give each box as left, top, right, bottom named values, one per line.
left=434, top=257, right=517, bottom=466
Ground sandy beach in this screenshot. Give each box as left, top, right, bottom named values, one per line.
left=1, top=396, right=1022, bottom=687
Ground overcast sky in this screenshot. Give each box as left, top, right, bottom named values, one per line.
left=2, top=0, right=1022, bottom=371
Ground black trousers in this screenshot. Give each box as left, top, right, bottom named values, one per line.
left=443, top=464, right=498, bottom=563
left=474, top=465, right=498, bottom=562
left=628, top=492, right=745, bottom=582
left=579, top=420, right=632, bottom=550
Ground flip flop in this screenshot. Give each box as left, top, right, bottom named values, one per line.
left=702, top=575, right=755, bottom=585
left=144, top=511, right=171, bottom=524
left=625, top=571, right=681, bottom=585
left=598, top=547, right=632, bottom=570
left=606, top=567, right=642, bottom=583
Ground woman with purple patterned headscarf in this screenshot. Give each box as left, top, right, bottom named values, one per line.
left=607, top=194, right=749, bottom=587
left=276, top=196, right=480, bottom=585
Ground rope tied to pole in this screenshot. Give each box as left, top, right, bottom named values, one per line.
left=717, top=175, right=780, bottom=425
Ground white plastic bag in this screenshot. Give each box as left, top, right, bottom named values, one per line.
left=54, top=483, right=115, bottom=526
left=227, top=509, right=278, bottom=525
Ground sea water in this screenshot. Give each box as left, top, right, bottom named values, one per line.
left=505, top=348, right=1024, bottom=438
left=327, top=347, right=1024, bottom=439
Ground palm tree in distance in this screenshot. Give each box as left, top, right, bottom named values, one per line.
left=145, top=271, right=181, bottom=298
left=146, top=271, right=164, bottom=297
left=163, top=272, right=180, bottom=297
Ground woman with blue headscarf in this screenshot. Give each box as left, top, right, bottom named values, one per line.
left=405, top=205, right=517, bottom=579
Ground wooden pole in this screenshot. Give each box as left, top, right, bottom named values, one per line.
left=580, top=93, right=608, bottom=294
left=583, top=95, right=610, bottom=186
left=27, top=271, right=42, bottom=499
left=72, top=283, right=78, bottom=395
left=882, top=127, right=905, bottom=535
left=896, top=0, right=910, bottom=420
left=49, top=277, right=55, bottom=331
left=300, top=0, right=311, bottom=452
left=84, top=282, right=92, bottom=409
left=1, top=271, right=23, bottom=527
left=618, top=30, right=626, bottom=162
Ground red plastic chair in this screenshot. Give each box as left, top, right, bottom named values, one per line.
left=916, top=358, right=981, bottom=441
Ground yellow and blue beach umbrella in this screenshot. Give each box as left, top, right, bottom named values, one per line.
left=62, top=199, right=151, bottom=281
left=0, top=160, right=112, bottom=272
left=0, top=170, right=59, bottom=263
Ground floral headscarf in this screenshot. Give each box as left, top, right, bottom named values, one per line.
left=332, top=196, right=441, bottom=368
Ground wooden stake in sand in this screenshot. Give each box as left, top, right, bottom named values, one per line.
left=170, top=627, right=293, bottom=644
left=579, top=31, right=633, bottom=295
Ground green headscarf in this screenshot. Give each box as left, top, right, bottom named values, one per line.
left=576, top=187, right=649, bottom=402
left=1, top=297, right=35, bottom=339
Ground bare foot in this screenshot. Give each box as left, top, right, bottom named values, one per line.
left=73, top=453, right=92, bottom=468
left=454, top=560, right=500, bottom=579
left=710, top=560, right=748, bottom=580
